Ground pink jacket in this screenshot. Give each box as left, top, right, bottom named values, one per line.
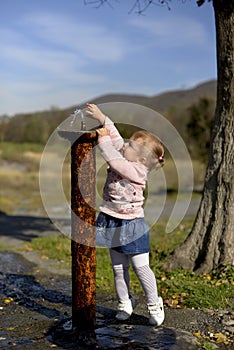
left=98, top=117, right=148, bottom=219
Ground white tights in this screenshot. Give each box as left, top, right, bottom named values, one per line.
left=109, top=249, right=158, bottom=305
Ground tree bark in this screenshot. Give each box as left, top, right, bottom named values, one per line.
left=164, top=0, right=234, bottom=274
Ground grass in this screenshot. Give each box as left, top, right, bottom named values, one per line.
left=0, top=142, right=44, bottom=159
left=0, top=141, right=204, bottom=216
left=0, top=142, right=45, bottom=215
left=1, top=142, right=232, bottom=348
left=1, top=142, right=233, bottom=310
left=23, top=219, right=234, bottom=311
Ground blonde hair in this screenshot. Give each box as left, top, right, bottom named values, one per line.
left=131, top=130, right=165, bottom=171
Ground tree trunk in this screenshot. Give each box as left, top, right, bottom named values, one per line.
left=164, top=0, right=234, bottom=274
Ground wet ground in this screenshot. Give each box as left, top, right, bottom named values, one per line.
left=0, top=213, right=233, bottom=349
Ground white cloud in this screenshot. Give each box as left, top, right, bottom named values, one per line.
left=0, top=5, right=216, bottom=115
left=2, top=46, right=81, bottom=71
left=129, top=15, right=210, bottom=49
left=0, top=10, right=129, bottom=88
left=19, top=12, right=128, bottom=62
left=0, top=78, right=107, bottom=115
left=0, top=10, right=124, bottom=114
left=0, top=22, right=110, bottom=115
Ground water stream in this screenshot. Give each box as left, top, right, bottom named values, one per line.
left=70, top=109, right=86, bottom=131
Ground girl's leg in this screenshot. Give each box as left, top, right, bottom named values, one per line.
left=131, top=253, right=159, bottom=305
left=109, top=249, right=130, bottom=302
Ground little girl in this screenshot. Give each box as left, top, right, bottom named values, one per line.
left=86, top=103, right=165, bottom=326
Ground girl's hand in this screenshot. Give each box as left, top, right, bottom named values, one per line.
left=86, top=103, right=106, bottom=124
left=96, top=128, right=109, bottom=138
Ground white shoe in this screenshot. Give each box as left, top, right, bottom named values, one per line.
left=116, top=296, right=136, bottom=321
left=147, top=297, right=165, bottom=326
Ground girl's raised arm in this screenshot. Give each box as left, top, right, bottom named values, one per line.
left=86, top=103, right=124, bottom=151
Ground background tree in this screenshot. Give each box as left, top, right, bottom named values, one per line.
left=85, top=0, right=234, bottom=273
left=165, top=0, right=234, bottom=273
left=1, top=107, right=67, bottom=144
left=0, top=115, right=9, bottom=142
left=186, top=97, right=215, bottom=162
left=23, top=114, right=51, bottom=144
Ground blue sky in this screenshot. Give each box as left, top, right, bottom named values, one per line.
left=0, top=0, right=216, bottom=116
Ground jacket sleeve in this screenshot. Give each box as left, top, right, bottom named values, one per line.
left=103, top=117, right=124, bottom=151
left=98, top=136, right=147, bottom=184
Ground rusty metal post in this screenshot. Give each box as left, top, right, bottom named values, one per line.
left=68, top=130, right=97, bottom=330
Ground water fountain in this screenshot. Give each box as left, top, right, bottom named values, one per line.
left=58, top=109, right=98, bottom=330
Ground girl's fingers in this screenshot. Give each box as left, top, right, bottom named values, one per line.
left=97, top=128, right=109, bottom=137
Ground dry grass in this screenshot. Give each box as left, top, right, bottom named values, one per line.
left=0, top=142, right=206, bottom=216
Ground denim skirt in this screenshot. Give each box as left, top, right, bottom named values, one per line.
left=96, top=212, right=149, bottom=254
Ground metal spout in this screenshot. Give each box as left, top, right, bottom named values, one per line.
left=72, top=109, right=86, bottom=131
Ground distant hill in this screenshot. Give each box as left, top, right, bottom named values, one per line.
left=0, top=79, right=217, bottom=145
left=146, top=80, right=216, bottom=113
left=0, top=79, right=216, bottom=121
left=69, top=79, right=217, bottom=115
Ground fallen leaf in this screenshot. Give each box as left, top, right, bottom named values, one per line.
left=41, top=255, right=49, bottom=260
left=4, top=297, right=14, bottom=304
left=56, top=243, right=63, bottom=250
left=24, top=244, right=33, bottom=252
left=213, top=332, right=227, bottom=343
left=193, top=332, right=201, bottom=338
left=215, top=281, right=222, bottom=286
left=172, top=294, right=179, bottom=299
left=203, top=274, right=212, bottom=280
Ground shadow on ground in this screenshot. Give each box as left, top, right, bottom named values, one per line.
left=0, top=212, right=58, bottom=243
left=0, top=213, right=232, bottom=349
left=0, top=250, right=199, bottom=349
left=48, top=303, right=193, bottom=350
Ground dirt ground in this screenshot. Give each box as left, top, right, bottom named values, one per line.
left=0, top=213, right=233, bottom=349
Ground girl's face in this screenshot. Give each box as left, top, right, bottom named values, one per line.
left=123, top=138, right=144, bottom=163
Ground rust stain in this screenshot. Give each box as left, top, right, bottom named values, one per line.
left=70, top=131, right=97, bottom=330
